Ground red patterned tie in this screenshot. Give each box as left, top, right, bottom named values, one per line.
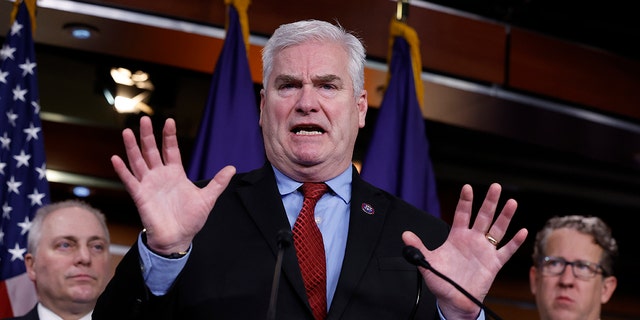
left=293, top=182, right=329, bottom=320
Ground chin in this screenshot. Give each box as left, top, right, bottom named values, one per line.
left=547, top=306, right=579, bottom=320
left=69, top=288, right=99, bottom=303
left=293, top=151, right=324, bottom=165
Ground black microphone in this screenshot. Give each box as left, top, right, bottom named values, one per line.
left=402, top=246, right=503, bottom=320
left=267, top=229, right=293, bottom=320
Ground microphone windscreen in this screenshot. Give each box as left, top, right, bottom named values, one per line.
left=276, top=229, right=293, bottom=248
left=403, top=245, right=430, bottom=268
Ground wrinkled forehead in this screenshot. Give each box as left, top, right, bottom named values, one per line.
left=270, top=42, right=351, bottom=84
left=544, top=228, right=603, bottom=260
left=42, top=208, right=107, bottom=239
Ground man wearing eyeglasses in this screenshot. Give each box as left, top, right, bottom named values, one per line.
left=529, top=215, right=618, bottom=320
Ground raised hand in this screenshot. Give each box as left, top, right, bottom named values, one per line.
left=111, top=116, right=236, bottom=255
left=402, top=183, right=528, bottom=320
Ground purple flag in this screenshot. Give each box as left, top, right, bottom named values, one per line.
left=0, top=1, right=50, bottom=316
left=360, top=33, right=440, bottom=217
left=187, top=4, right=264, bottom=181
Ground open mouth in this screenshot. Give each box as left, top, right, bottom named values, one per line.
left=292, top=125, right=324, bottom=135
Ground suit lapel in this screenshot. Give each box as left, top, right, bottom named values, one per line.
left=236, top=164, right=391, bottom=318
left=328, top=169, right=390, bottom=319
left=235, top=164, right=310, bottom=309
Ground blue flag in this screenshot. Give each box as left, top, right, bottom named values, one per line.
left=0, top=1, right=50, bottom=316
left=360, top=21, right=440, bottom=217
left=187, top=3, right=264, bottom=181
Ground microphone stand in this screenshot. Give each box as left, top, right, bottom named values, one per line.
left=407, top=268, right=422, bottom=320
left=266, top=229, right=293, bottom=320
left=403, top=246, right=503, bottom=320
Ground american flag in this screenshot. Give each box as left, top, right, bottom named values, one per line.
left=0, top=1, right=50, bottom=317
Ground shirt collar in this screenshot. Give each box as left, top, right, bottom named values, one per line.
left=37, top=303, right=92, bottom=320
left=272, top=165, right=351, bottom=204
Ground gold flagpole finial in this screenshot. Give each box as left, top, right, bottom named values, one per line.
left=225, top=0, right=251, bottom=55
left=396, top=0, right=409, bottom=22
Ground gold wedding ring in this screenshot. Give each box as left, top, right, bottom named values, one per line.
left=485, top=233, right=499, bottom=247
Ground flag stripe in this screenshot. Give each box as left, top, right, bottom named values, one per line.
left=6, top=273, right=36, bottom=315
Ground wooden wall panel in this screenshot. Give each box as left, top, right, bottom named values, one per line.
left=410, top=9, right=507, bottom=84
left=508, top=27, right=640, bottom=120
left=43, top=121, right=123, bottom=180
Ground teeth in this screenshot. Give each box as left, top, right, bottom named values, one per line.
left=296, top=130, right=322, bottom=135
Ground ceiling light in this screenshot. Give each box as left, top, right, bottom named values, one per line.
left=72, top=186, right=91, bottom=197
left=105, top=67, right=155, bottom=115
left=63, top=23, right=99, bottom=40
left=110, top=67, right=135, bottom=85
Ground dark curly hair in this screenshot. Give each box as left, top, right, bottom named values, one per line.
left=531, top=215, right=618, bottom=276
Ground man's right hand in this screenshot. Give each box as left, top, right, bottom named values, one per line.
left=111, top=116, right=236, bottom=255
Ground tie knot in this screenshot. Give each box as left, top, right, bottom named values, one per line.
left=301, top=182, right=328, bottom=202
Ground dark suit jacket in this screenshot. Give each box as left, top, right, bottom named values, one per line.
left=3, top=306, right=38, bottom=320
left=93, top=164, right=449, bottom=319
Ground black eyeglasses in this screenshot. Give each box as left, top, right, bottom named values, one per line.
left=539, top=256, right=605, bottom=280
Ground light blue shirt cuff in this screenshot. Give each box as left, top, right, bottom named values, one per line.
left=437, top=301, right=485, bottom=320
left=138, top=233, right=191, bottom=295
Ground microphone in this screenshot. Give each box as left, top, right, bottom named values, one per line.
left=402, top=246, right=503, bottom=320
left=266, top=229, right=293, bottom=320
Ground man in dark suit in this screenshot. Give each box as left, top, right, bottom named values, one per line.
left=4, top=200, right=111, bottom=320
left=93, top=19, right=528, bottom=319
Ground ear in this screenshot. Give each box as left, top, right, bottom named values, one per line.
left=258, top=88, right=266, bottom=127
left=600, top=276, right=618, bottom=303
left=24, top=253, right=36, bottom=281
left=529, top=266, right=538, bottom=295
left=356, top=90, right=368, bottom=128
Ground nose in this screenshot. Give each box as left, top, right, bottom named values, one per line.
left=75, top=245, right=92, bottom=265
left=558, top=264, right=576, bottom=284
left=295, top=85, right=318, bottom=113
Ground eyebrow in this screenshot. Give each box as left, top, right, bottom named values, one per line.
left=87, top=235, right=109, bottom=243
left=274, top=74, right=298, bottom=84
left=273, top=74, right=343, bottom=85
left=313, top=74, right=341, bottom=84
left=56, top=235, right=107, bottom=242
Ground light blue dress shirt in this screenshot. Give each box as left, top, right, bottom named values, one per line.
left=273, top=165, right=351, bottom=305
